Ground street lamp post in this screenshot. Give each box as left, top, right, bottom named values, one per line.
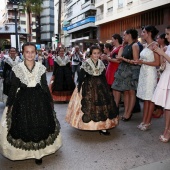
left=9, top=0, right=23, bottom=52
left=14, top=5, right=19, bottom=51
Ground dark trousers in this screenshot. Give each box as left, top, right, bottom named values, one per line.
left=72, top=64, right=80, bottom=82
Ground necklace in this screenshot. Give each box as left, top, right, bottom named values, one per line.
left=146, top=41, right=154, bottom=48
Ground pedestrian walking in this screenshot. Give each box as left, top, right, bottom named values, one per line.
left=0, top=43, right=62, bottom=164
left=71, top=45, right=83, bottom=83
left=66, top=45, right=119, bottom=135
left=49, top=47, right=75, bottom=102
left=2, top=47, right=21, bottom=97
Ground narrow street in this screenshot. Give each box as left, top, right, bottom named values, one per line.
left=0, top=72, right=170, bottom=170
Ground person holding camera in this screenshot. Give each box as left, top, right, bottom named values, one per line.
left=71, top=45, right=83, bottom=83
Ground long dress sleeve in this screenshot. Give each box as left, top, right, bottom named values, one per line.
left=41, top=73, right=53, bottom=104
left=77, top=68, right=86, bottom=92
left=6, top=71, right=20, bottom=106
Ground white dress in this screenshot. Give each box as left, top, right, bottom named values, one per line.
left=0, top=62, right=62, bottom=160
left=152, top=45, right=170, bottom=109
left=137, top=45, right=157, bottom=100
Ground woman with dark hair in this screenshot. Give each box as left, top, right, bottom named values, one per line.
left=112, top=29, right=140, bottom=121
left=152, top=26, right=170, bottom=142
left=3, top=47, right=22, bottom=97
left=49, top=47, right=75, bottom=102
left=99, top=43, right=109, bottom=67
left=135, top=25, right=160, bottom=131
left=0, top=42, right=61, bottom=164
left=66, top=45, right=119, bottom=135
left=152, top=33, right=169, bottom=118
left=103, top=34, right=122, bottom=105
left=48, top=50, right=54, bottom=72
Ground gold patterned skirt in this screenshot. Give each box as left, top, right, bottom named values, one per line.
left=65, top=88, right=119, bottom=130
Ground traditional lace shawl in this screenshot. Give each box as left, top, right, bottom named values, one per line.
left=81, top=58, right=105, bottom=76
left=54, top=55, right=70, bottom=66
left=4, top=56, right=21, bottom=67
left=12, top=62, right=46, bottom=87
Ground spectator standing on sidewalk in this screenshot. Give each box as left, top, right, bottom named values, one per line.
left=71, top=45, right=83, bottom=83
left=152, top=26, right=170, bottom=142
left=48, top=50, right=54, bottom=72
left=135, top=25, right=160, bottom=131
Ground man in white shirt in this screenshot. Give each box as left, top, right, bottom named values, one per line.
left=71, top=45, right=83, bottom=83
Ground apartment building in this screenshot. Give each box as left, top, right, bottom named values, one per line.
left=40, top=0, right=54, bottom=48
left=63, top=0, right=97, bottom=51
left=3, top=0, right=36, bottom=43
left=0, top=9, right=8, bottom=26
left=95, top=0, right=170, bottom=43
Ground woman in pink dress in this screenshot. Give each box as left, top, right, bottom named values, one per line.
left=152, top=26, right=170, bottom=142
left=48, top=50, right=54, bottom=72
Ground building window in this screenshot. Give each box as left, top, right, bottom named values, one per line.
left=20, top=21, right=26, bottom=25
left=107, top=0, right=113, bottom=12
left=118, top=0, right=123, bottom=8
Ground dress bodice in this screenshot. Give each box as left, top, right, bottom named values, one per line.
left=140, top=48, right=155, bottom=62
left=122, top=43, right=134, bottom=60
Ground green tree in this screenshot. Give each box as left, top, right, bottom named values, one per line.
left=22, top=0, right=43, bottom=42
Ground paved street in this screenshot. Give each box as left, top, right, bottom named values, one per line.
left=0, top=72, right=170, bottom=170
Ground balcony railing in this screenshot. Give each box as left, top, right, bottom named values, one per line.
left=8, top=15, right=19, bottom=19
left=81, top=0, right=95, bottom=9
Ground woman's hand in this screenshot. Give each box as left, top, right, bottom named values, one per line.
left=116, top=56, right=124, bottom=61
left=100, top=54, right=107, bottom=60
left=153, top=45, right=164, bottom=56
left=133, top=59, right=144, bottom=65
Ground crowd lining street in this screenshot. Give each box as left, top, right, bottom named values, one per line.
left=0, top=72, right=169, bottom=170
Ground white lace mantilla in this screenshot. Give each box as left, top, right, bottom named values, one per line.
left=12, top=62, right=46, bottom=87
left=54, top=55, right=70, bottom=66
left=4, top=56, right=21, bottom=67
left=81, top=58, right=105, bottom=76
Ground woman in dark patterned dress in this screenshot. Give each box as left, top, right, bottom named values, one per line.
left=0, top=43, right=61, bottom=165
left=66, top=45, right=119, bottom=135
left=112, top=29, right=140, bottom=121
left=3, top=47, right=22, bottom=96
left=49, top=47, right=75, bottom=102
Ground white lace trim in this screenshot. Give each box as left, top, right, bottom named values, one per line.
left=12, top=62, right=46, bottom=87
left=4, top=56, right=21, bottom=67
left=54, top=55, right=70, bottom=66
left=81, top=58, right=105, bottom=76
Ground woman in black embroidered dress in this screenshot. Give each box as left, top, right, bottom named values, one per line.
left=3, top=47, right=22, bottom=96
left=0, top=43, right=61, bottom=165
left=49, top=47, right=75, bottom=102
left=66, top=45, right=119, bottom=135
